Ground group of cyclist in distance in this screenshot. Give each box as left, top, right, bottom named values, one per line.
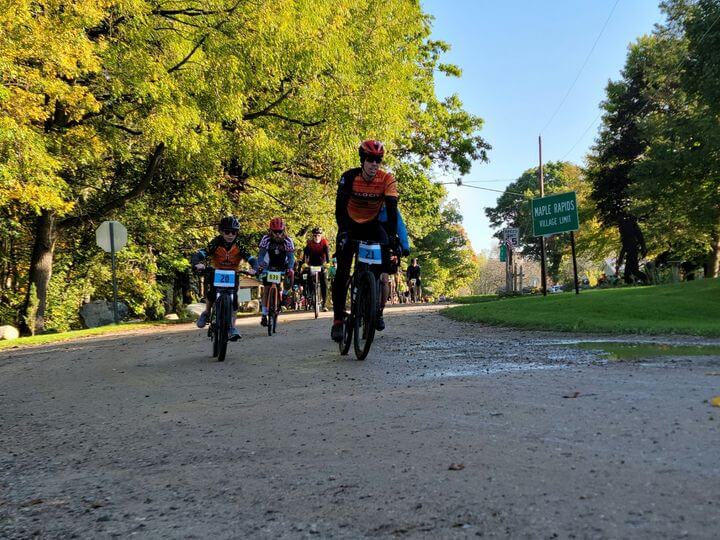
left=190, top=140, right=422, bottom=343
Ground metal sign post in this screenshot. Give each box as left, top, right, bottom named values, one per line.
left=96, top=221, right=128, bottom=324
left=538, top=136, right=547, bottom=296
left=109, top=222, right=119, bottom=323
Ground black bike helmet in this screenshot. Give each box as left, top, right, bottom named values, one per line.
left=312, top=227, right=323, bottom=235
left=218, top=215, right=240, bottom=232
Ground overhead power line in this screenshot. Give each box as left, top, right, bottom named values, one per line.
left=558, top=7, right=720, bottom=162
left=437, top=182, right=526, bottom=198
left=540, top=0, right=621, bottom=135
left=560, top=110, right=603, bottom=161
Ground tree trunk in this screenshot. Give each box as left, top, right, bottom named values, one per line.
left=710, top=222, right=720, bottom=278
left=22, top=210, right=58, bottom=334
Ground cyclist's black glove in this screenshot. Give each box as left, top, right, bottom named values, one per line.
left=390, top=236, right=401, bottom=254
left=337, top=231, right=350, bottom=251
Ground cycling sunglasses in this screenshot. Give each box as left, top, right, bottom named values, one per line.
left=364, top=156, right=382, bottom=163
left=271, top=229, right=285, bottom=234
left=221, top=229, right=238, bottom=234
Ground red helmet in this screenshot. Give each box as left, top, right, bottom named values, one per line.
left=359, top=140, right=385, bottom=161
left=269, top=217, right=285, bottom=232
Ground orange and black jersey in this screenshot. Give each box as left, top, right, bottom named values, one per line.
left=192, top=236, right=251, bottom=271
left=336, top=167, right=399, bottom=236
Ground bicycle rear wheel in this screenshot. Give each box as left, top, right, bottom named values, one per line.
left=216, top=295, right=230, bottom=362
left=353, top=271, right=377, bottom=360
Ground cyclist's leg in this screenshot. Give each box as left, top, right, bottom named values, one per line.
left=332, top=239, right=353, bottom=321
left=320, top=269, right=328, bottom=308
left=230, top=285, right=240, bottom=339
left=261, top=285, right=269, bottom=314
left=198, top=281, right=215, bottom=327
left=378, top=227, right=390, bottom=310
left=379, top=272, right=389, bottom=309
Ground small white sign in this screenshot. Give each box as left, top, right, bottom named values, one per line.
left=96, top=221, right=128, bottom=253
left=503, top=227, right=519, bottom=248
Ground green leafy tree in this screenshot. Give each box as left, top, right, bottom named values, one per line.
left=2, top=0, right=491, bottom=331
left=628, top=0, right=720, bottom=276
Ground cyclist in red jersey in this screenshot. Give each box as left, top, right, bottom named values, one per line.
left=331, top=140, right=399, bottom=342
left=304, top=227, right=331, bottom=311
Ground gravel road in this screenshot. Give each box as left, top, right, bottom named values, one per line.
left=1, top=305, right=719, bottom=538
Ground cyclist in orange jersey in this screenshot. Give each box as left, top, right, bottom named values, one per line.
left=330, top=140, right=399, bottom=342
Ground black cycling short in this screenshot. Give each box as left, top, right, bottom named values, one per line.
left=338, top=221, right=391, bottom=275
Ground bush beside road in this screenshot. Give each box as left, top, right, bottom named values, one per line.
left=446, top=279, right=720, bottom=336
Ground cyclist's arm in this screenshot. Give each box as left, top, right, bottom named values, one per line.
left=335, top=173, right=354, bottom=231
left=322, top=241, right=331, bottom=264
left=190, top=249, right=207, bottom=267
left=190, top=237, right=218, bottom=268
left=257, top=239, right=269, bottom=271
left=384, top=196, right=399, bottom=238
left=286, top=248, right=296, bottom=271
left=336, top=194, right=353, bottom=232
left=397, top=210, right=410, bottom=251
left=285, top=238, right=295, bottom=273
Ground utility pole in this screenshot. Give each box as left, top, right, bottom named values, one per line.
left=538, top=135, right=548, bottom=296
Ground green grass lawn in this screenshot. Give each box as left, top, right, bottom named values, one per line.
left=450, top=294, right=499, bottom=304
left=576, top=342, right=720, bottom=361
left=445, top=278, right=720, bottom=336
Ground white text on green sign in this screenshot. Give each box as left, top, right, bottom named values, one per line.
left=531, top=192, right=579, bottom=236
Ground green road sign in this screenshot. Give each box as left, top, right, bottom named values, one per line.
left=499, top=243, right=507, bottom=262
left=531, top=191, right=579, bottom=236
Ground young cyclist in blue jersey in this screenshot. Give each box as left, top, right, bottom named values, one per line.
left=191, top=216, right=256, bottom=341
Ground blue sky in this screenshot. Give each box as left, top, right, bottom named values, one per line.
left=420, top=0, right=664, bottom=253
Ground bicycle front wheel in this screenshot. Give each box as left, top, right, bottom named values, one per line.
left=211, top=305, right=219, bottom=358
left=267, top=285, right=277, bottom=337
left=217, top=295, right=230, bottom=362
left=353, top=271, right=377, bottom=360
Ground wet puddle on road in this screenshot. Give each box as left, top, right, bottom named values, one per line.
left=420, top=361, right=568, bottom=379
left=397, top=338, right=590, bottom=380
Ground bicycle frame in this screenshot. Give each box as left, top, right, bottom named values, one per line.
left=261, top=269, right=285, bottom=335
